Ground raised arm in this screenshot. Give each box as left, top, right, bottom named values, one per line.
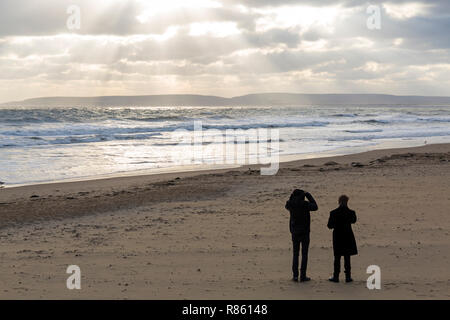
left=285, top=200, right=291, bottom=211
left=305, top=192, right=318, bottom=211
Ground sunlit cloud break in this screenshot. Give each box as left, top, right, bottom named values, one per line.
left=0, top=0, right=449, bottom=103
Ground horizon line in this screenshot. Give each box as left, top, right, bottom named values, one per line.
left=4, top=92, right=450, bottom=104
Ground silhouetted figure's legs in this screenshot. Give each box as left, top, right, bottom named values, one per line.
left=343, top=255, right=351, bottom=273
left=331, top=255, right=352, bottom=282
left=300, top=234, right=310, bottom=280
left=333, top=255, right=341, bottom=277
left=344, top=255, right=352, bottom=282
left=291, top=235, right=301, bottom=280
left=329, top=254, right=342, bottom=282
left=292, top=233, right=310, bottom=281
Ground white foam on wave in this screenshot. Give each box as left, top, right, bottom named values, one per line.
left=1, top=104, right=449, bottom=184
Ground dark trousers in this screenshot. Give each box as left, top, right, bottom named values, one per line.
left=334, top=255, right=351, bottom=276
left=291, top=233, right=310, bottom=278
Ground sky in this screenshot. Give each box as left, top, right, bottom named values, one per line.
left=0, top=0, right=449, bottom=102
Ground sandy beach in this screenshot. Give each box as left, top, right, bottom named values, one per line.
left=0, top=143, right=449, bottom=299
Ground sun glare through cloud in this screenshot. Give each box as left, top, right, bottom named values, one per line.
left=382, top=2, right=434, bottom=20
left=0, top=0, right=448, bottom=102
left=136, top=0, right=223, bottom=23
left=254, top=5, right=349, bottom=34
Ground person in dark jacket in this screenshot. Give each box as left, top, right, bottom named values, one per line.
left=285, top=189, right=318, bottom=282
left=327, top=195, right=357, bottom=283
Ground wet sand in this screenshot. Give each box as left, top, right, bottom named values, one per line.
left=0, top=143, right=449, bottom=299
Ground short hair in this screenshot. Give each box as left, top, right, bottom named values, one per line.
left=339, top=195, right=349, bottom=206
left=292, top=189, right=305, bottom=200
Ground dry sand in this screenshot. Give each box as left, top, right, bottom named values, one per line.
left=0, top=143, right=449, bottom=299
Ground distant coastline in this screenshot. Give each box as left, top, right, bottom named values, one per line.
left=3, top=93, right=450, bottom=107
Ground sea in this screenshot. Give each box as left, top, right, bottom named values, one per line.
left=1, top=104, right=449, bottom=186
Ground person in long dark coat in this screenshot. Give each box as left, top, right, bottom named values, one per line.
left=285, top=189, right=318, bottom=282
left=327, top=195, right=357, bottom=283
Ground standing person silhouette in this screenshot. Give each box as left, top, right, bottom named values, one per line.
left=285, top=189, right=318, bottom=282
left=327, top=195, right=358, bottom=283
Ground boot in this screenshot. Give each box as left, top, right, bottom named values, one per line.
left=300, top=276, right=311, bottom=282
left=345, top=272, right=353, bottom=283
left=329, top=273, right=339, bottom=283
left=300, top=270, right=311, bottom=282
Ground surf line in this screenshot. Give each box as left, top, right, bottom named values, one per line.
left=182, top=304, right=216, bottom=318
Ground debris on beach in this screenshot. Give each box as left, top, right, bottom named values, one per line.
left=351, top=162, right=365, bottom=167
